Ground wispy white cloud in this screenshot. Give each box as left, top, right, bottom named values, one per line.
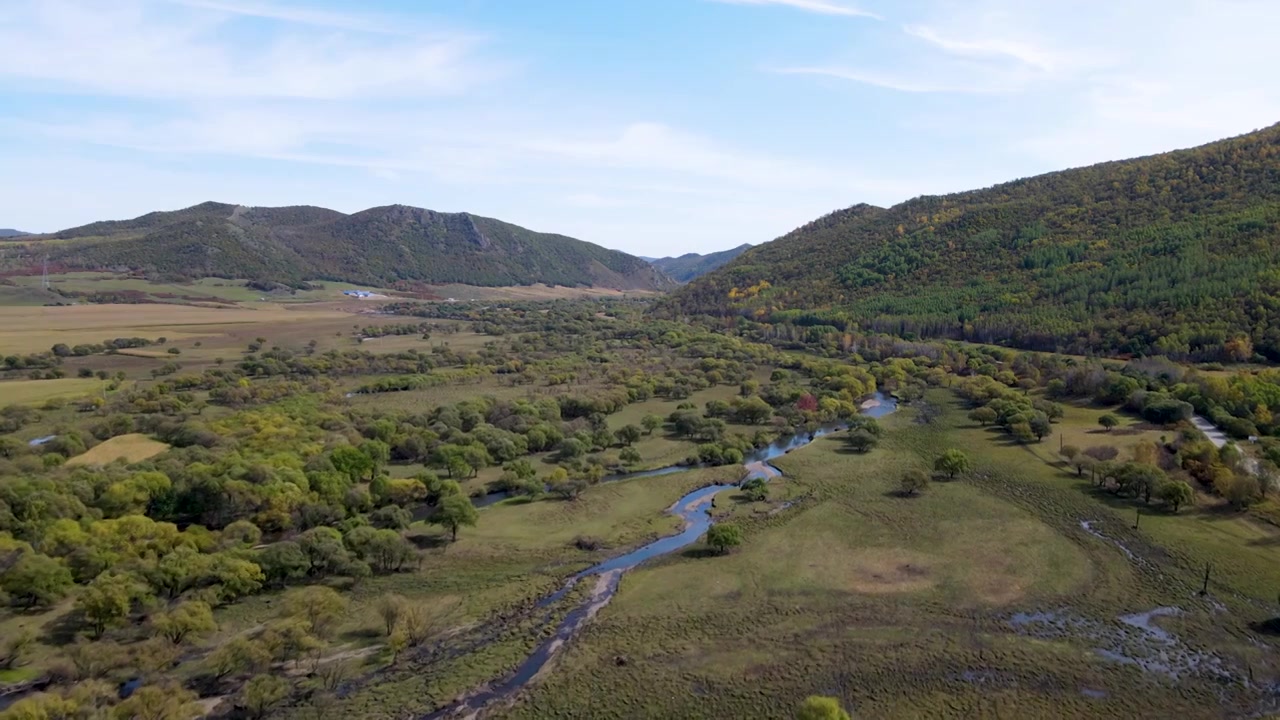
left=9, top=0, right=1278, bottom=259
left=707, top=0, right=879, bottom=19
left=774, top=66, right=1012, bottom=94
left=0, top=0, right=499, bottom=99
left=17, top=106, right=883, bottom=198
left=903, top=24, right=1061, bottom=72
left=774, top=10, right=1079, bottom=95
left=165, top=0, right=408, bottom=34
left=995, top=0, right=1280, bottom=167
left=523, top=122, right=868, bottom=190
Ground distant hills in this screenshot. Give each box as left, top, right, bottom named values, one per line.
left=9, top=203, right=674, bottom=291
left=668, top=123, right=1280, bottom=362
left=646, top=244, right=752, bottom=283
left=0, top=229, right=31, bottom=238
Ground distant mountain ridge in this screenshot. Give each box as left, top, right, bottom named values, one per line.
left=647, top=244, right=752, bottom=282
left=0, top=229, right=31, bottom=238
left=14, top=202, right=674, bottom=291
left=668, top=122, right=1280, bottom=361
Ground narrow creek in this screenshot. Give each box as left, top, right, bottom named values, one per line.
left=471, top=394, right=895, bottom=509
left=423, top=394, right=898, bottom=719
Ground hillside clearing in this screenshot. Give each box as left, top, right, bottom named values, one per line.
left=66, top=434, right=170, bottom=466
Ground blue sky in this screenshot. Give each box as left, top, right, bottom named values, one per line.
left=2, top=0, right=1279, bottom=256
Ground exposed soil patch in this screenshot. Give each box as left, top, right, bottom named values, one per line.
left=843, top=549, right=937, bottom=595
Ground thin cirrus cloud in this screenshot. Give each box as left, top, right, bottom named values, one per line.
left=0, top=0, right=499, bottom=100
left=772, top=66, right=1015, bottom=94
left=164, top=0, right=411, bottom=34
left=5, top=0, right=1278, bottom=256
left=706, top=0, right=880, bottom=19
left=521, top=122, right=860, bottom=190
left=772, top=14, right=1065, bottom=95
left=903, top=24, right=1061, bottom=72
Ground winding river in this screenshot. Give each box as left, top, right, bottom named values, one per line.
left=424, top=393, right=898, bottom=719
left=0, top=396, right=897, bottom=716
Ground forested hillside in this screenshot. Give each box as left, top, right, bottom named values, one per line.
left=648, top=243, right=752, bottom=282
left=668, top=123, right=1280, bottom=361
left=10, top=203, right=673, bottom=291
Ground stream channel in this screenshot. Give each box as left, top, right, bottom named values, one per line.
left=423, top=393, right=898, bottom=718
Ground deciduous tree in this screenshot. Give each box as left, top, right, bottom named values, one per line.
left=797, top=695, right=851, bottom=720
left=1, top=552, right=72, bottom=608
left=934, top=449, right=971, bottom=479
left=208, top=636, right=272, bottom=679
left=616, top=424, right=643, bottom=446
left=239, top=675, right=291, bottom=719
left=1060, top=444, right=1080, bottom=469
left=1011, top=422, right=1036, bottom=444
left=641, top=414, right=663, bottom=435
left=281, top=586, right=348, bottom=638
left=77, top=572, right=141, bottom=638
left=112, top=684, right=201, bottom=720
left=741, top=477, right=768, bottom=502
left=330, top=445, right=373, bottom=484
left=1029, top=413, right=1052, bottom=441
left=968, top=407, right=997, bottom=426
left=153, top=601, right=217, bottom=645
left=433, top=493, right=478, bottom=541
left=1158, top=480, right=1195, bottom=512
left=899, top=469, right=929, bottom=496
left=845, top=429, right=878, bottom=453
left=706, top=524, right=742, bottom=555
left=377, top=594, right=406, bottom=636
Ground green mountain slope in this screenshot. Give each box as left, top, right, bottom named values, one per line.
left=648, top=244, right=752, bottom=282
left=18, top=203, right=673, bottom=291
left=669, top=123, right=1280, bottom=361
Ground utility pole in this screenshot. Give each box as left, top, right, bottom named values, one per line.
left=42, top=255, right=49, bottom=289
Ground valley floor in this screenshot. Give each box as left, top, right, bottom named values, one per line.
left=4, top=292, right=1280, bottom=720
left=302, top=392, right=1280, bottom=719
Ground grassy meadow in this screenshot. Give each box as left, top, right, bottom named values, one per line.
left=0, top=272, right=398, bottom=306
left=220, top=466, right=745, bottom=720
left=3, top=280, right=1280, bottom=720
left=2, top=378, right=106, bottom=406
left=501, top=393, right=1280, bottom=719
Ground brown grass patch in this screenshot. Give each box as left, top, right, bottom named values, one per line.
left=842, top=548, right=937, bottom=595
left=0, top=303, right=350, bottom=353
left=67, top=434, right=170, bottom=466
left=114, top=348, right=172, bottom=358
left=963, top=553, right=1029, bottom=605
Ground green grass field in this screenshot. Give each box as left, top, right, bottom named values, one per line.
left=2, top=272, right=401, bottom=306
left=607, top=377, right=775, bottom=470
left=1, top=272, right=646, bottom=309
left=488, top=392, right=1280, bottom=719
left=1, top=378, right=104, bottom=405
